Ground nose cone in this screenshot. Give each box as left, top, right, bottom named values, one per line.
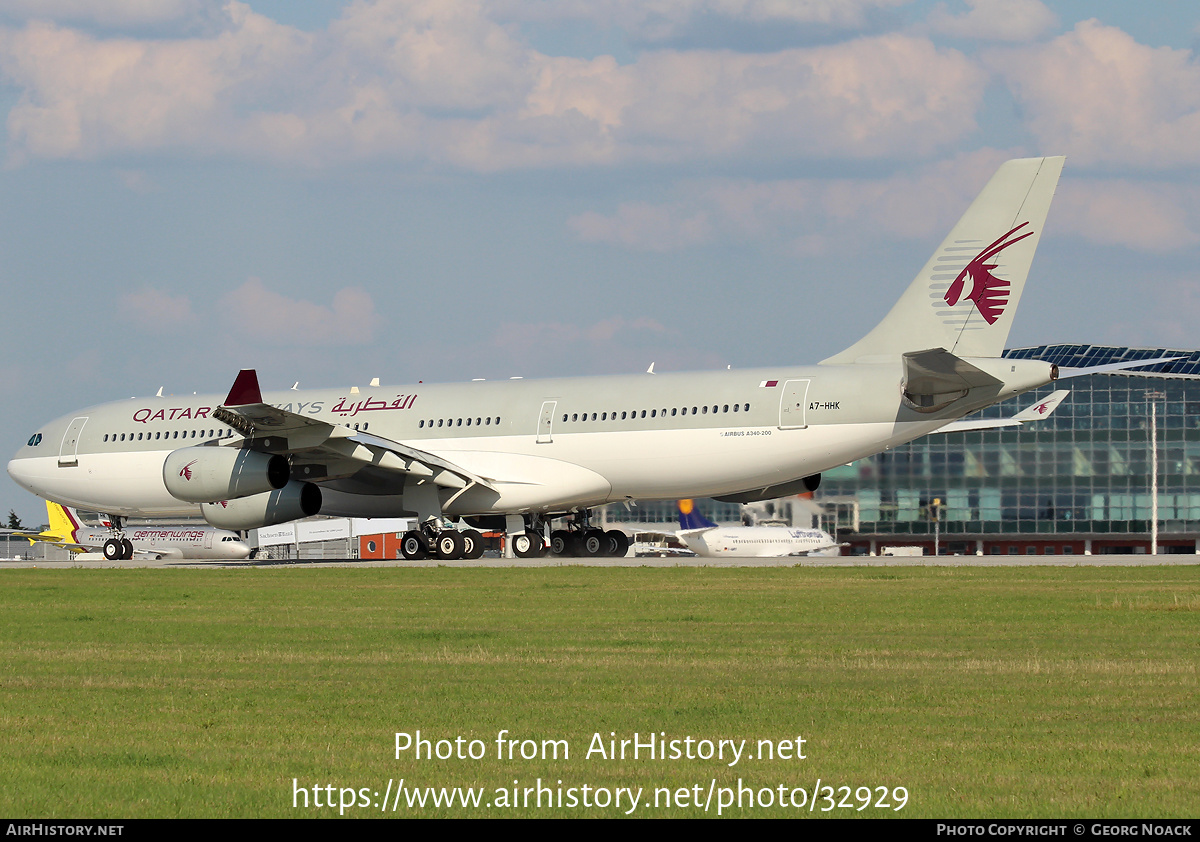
left=7, top=455, right=41, bottom=495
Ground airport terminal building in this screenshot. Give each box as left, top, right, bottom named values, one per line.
left=819, top=345, right=1200, bottom=555
left=611, top=345, right=1200, bottom=556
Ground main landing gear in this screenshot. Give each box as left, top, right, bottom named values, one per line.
left=101, top=516, right=134, bottom=560
left=548, top=511, right=629, bottom=558
left=399, top=522, right=485, bottom=561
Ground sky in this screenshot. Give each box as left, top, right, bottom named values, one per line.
left=2, top=0, right=1200, bottom=522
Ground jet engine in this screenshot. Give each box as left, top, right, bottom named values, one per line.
left=163, top=446, right=290, bottom=503
left=200, top=481, right=322, bottom=530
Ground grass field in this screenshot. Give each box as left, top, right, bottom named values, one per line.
left=0, top=566, right=1196, bottom=818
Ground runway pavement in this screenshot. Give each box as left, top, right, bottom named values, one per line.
left=3, top=554, right=1198, bottom=569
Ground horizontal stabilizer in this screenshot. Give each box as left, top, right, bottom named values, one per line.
left=1056, top=357, right=1182, bottom=379
left=936, top=389, right=1069, bottom=433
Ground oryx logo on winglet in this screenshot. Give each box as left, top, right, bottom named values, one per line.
left=943, top=222, right=1034, bottom=325
left=179, top=460, right=197, bottom=481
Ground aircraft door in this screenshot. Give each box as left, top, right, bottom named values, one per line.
left=536, top=401, right=557, bottom=443
left=778, top=380, right=810, bottom=430
left=58, top=416, right=89, bottom=467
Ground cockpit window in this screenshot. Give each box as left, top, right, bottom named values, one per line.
left=27, top=433, right=42, bottom=447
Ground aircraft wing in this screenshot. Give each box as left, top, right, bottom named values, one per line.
left=935, top=389, right=1069, bottom=434
left=213, top=370, right=496, bottom=493
left=1, top=531, right=90, bottom=552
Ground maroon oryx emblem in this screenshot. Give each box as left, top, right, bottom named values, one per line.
left=179, top=460, right=197, bottom=481
left=944, top=223, right=1034, bottom=325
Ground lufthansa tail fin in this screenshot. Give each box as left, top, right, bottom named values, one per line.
left=678, top=499, right=719, bottom=532
left=822, top=156, right=1065, bottom=365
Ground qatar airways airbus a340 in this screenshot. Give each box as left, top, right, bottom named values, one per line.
left=12, top=157, right=1106, bottom=559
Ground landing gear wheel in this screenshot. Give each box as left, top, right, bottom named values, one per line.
left=604, top=530, right=630, bottom=558
left=433, top=530, right=466, bottom=560
left=550, top=530, right=574, bottom=557
left=580, top=529, right=606, bottom=557
left=512, top=530, right=543, bottom=559
left=461, top=529, right=485, bottom=560
left=121, top=539, right=134, bottom=560
left=103, top=539, right=123, bottom=561
left=400, top=531, right=429, bottom=560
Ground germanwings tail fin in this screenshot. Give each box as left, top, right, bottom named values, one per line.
left=45, top=500, right=81, bottom=543
left=677, top=499, right=718, bottom=532
left=822, top=156, right=1065, bottom=365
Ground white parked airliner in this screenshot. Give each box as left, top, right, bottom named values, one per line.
left=11, top=157, right=1107, bottom=559
left=676, top=500, right=840, bottom=558
left=8, top=500, right=251, bottom=560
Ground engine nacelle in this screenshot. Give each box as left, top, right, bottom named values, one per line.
left=200, top=481, right=322, bottom=530
left=163, top=446, right=289, bottom=503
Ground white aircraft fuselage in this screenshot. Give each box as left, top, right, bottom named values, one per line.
left=7, top=359, right=1051, bottom=521
left=7, top=157, right=1069, bottom=547
left=679, top=524, right=839, bottom=558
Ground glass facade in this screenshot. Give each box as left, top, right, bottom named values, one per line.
left=603, top=345, right=1200, bottom=553
left=819, top=345, right=1200, bottom=550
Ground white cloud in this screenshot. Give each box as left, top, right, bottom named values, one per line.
left=120, top=288, right=195, bottom=329
left=488, top=0, right=910, bottom=42
left=569, top=148, right=1017, bottom=251
left=0, top=0, right=219, bottom=28
left=927, top=0, right=1056, bottom=42
left=0, top=1, right=985, bottom=168
left=570, top=202, right=712, bottom=250
left=1051, top=179, right=1200, bottom=253
left=988, top=20, right=1200, bottom=168
left=220, top=278, right=382, bottom=345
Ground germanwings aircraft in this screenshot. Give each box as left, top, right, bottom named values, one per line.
left=11, top=156, right=1080, bottom=559
left=8, top=500, right=251, bottom=560
left=676, top=500, right=839, bottom=558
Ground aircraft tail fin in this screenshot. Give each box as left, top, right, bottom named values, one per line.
left=45, top=500, right=82, bottom=543
left=822, top=156, right=1065, bottom=365
left=678, top=499, right=718, bottom=531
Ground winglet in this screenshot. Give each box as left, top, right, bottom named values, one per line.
left=224, top=369, right=263, bottom=407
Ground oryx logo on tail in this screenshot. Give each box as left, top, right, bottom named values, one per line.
left=943, top=223, right=1034, bottom=325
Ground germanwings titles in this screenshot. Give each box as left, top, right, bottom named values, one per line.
left=10, top=157, right=1068, bottom=559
